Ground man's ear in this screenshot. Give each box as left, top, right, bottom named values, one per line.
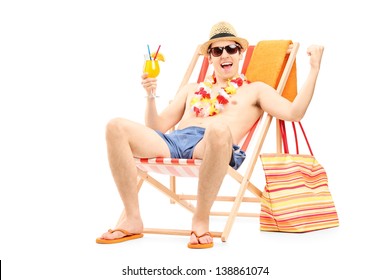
left=208, top=54, right=213, bottom=64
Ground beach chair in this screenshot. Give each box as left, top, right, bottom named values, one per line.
left=134, top=40, right=299, bottom=242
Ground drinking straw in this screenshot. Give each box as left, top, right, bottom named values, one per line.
left=147, top=44, right=152, bottom=60
left=153, top=45, right=161, bottom=60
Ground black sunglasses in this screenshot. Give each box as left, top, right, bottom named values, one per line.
left=208, top=44, right=241, bottom=57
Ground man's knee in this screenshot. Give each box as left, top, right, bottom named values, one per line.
left=204, top=123, right=232, bottom=148
left=106, top=118, right=129, bottom=139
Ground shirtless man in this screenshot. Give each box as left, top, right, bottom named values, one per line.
left=96, top=21, right=324, bottom=248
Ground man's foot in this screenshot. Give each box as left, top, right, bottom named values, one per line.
left=187, top=231, right=213, bottom=249
left=96, top=214, right=143, bottom=244
left=96, top=229, right=143, bottom=244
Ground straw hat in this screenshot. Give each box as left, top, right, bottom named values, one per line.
left=200, top=21, right=249, bottom=56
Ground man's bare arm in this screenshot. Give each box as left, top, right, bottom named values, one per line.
left=142, top=73, right=190, bottom=132
left=289, top=45, right=323, bottom=120
left=258, top=45, right=324, bottom=121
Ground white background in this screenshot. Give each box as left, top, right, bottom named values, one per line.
left=1, top=0, right=389, bottom=279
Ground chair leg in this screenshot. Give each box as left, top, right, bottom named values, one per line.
left=170, top=175, right=176, bottom=204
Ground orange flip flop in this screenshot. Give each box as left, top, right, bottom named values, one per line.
left=96, top=229, right=143, bottom=244
left=187, top=231, right=214, bottom=249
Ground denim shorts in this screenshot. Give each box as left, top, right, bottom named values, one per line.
left=155, top=126, right=246, bottom=170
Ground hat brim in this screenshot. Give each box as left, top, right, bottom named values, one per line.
left=200, top=36, right=249, bottom=56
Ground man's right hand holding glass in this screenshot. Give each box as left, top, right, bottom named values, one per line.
left=141, top=73, right=158, bottom=99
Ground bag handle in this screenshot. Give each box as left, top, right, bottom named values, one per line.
left=279, top=120, right=313, bottom=156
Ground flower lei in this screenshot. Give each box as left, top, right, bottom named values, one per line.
left=190, top=74, right=250, bottom=117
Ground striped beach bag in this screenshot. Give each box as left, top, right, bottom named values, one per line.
left=259, top=120, right=339, bottom=232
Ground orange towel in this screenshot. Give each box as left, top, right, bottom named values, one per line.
left=245, top=40, right=297, bottom=102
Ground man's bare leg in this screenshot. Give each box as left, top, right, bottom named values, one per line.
left=189, top=123, right=233, bottom=245
left=99, top=118, right=170, bottom=240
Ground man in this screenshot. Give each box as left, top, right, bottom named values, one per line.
left=96, top=21, right=324, bottom=248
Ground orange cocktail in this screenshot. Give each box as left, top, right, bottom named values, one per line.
left=143, top=49, right=164, bottom=97
left=143, top=59, right=160, bottom=78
